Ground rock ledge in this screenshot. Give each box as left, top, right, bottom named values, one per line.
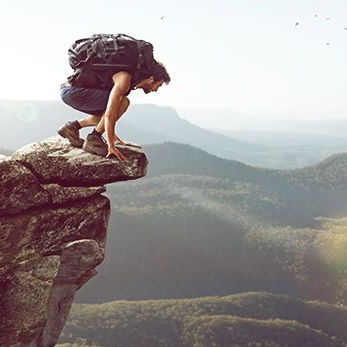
left=0, top=137, right=148, bottom=347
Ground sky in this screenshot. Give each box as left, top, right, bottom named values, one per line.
left=1, top=0, right=347, bottom=121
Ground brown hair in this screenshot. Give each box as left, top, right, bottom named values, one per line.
left=148, top=61, right=171, bottom=83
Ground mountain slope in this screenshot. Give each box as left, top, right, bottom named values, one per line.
left=75, top=143, right=347, bottom=304
left=123, top=104, right=265, bottom=150
left=59, top=292, right=347, bottom=347
left=144, top=142, right=347, bottom=196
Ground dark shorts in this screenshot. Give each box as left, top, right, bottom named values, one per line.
left=61, top=86, right=111, bottom=117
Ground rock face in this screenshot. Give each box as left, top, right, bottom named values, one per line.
left=0, top=136, right=148, bottom=347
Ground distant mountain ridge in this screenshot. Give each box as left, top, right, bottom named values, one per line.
left=0, top=99, right=258, bottom=151
left=144, top=142, right=347, bottom=191
left=179, top=108, right=347, bottom=135
left=2, top=99, right=347, bottom=168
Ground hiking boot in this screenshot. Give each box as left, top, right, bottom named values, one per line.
left=57, top=121, right=84, bottom=148
left=82, top=134, right=108, bottom=157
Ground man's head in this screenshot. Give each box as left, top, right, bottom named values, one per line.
left=136, top=61, right=171, bottom=94
left=148, top=61, right=171, bottom=84
left=140, top=77, right=164, bottom=94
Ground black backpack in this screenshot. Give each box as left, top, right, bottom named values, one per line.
left=67, top=33, right=155, bottom=89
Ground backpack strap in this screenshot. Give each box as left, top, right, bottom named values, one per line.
left=133, top=41, right=146, bottom=82
left=105, top=35, right=119, bottom=64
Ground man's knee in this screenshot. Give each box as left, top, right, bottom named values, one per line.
left=61, top=88, right=73, bottom=106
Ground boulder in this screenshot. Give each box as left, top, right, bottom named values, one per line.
left=0, top=157, right=50, bottom=216
left=12, top=136, right=148, bottom=186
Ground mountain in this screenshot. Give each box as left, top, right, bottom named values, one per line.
left=1, top=99, right=79, bottom=149
left=74, top=143, right=347, bottom=304
left=1, top=100, right=274, bottom=166
left=178, top=108, right=347, bottom=136
left=213, top=129, right=347, bottom=147
left=143, top=142, right=347, bottom=224
left=0, top=99, right=258, bottom=153
left=1, top=99, right=346, bottom=168
left=122, top=104, right=266, bottom=156
left=210, top=128, right=347, bottom=168
left=123, top=105, right=347, bottom=168
left=58, top=292, right=347, bottom=347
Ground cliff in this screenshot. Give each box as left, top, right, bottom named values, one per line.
left=0, top=136, right=148, bottom=347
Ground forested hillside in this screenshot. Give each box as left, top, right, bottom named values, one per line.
left=75, top=143, right=347, bottom=305
left=144, top=142, right=347, bottom=226
left=58, top=292, right=347, bottom=347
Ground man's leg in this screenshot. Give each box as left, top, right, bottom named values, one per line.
left=58, top=86, right=109, bottom=147
left=57, top=114, right=101, bottom=148
left=92, top=96, right=130, bottom=141
left=58, top=96, right=130, bottom=147
left=77, top=115, right=101, bottom=128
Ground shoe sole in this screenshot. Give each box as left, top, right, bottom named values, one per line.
left=57, top=126, right=84, bottom=148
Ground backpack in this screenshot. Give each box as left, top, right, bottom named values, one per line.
left=67, top=33, right=155, bottom=89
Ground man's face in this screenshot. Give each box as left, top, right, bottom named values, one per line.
left=142, top=79, right=165, bottom=94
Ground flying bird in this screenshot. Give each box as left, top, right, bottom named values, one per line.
left=295, top=22, right=299, bottom=27
left=160, top=16, right=164, bottom=20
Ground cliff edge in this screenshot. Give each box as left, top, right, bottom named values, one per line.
left=0, top=136, right=148, bottom=347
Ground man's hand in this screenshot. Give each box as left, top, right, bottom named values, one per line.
left=106, top=144, right=127, bottom=161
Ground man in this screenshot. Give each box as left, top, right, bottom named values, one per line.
left=58, top=37, right=170, bottom=161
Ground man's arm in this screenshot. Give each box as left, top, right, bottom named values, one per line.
left=104, top=71, right=132, bottom=160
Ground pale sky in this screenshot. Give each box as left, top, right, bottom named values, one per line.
left=1, top=0, right=347, bottom=120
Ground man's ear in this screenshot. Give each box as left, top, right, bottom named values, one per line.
left=149, top=76, right=154, bottom=83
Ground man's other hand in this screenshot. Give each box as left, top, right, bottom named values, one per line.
left=106, top=144, right=127, bottom=161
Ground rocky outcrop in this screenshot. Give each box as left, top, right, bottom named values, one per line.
left=0, top=136, right=148, bottom=347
